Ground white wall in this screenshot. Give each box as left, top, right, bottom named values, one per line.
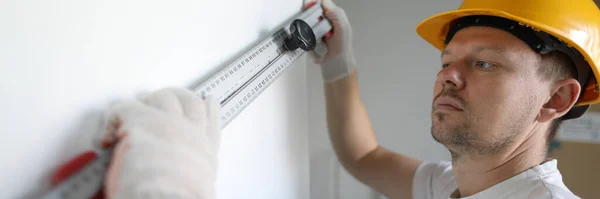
left=1, top=0, right=309, bottom=198
left=307, top=0, right=462, bottom=198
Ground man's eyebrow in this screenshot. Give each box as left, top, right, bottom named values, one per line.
left=441, top=45, right=506, bottom=58
left=472, top=45, right=506, bottom=54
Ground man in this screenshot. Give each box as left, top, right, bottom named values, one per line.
left=98, top=0, right=600, bottom=198
left=313, top=0, right=600, bottom=198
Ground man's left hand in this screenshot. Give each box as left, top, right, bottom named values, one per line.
left=101, top=87, right=221, bottom=199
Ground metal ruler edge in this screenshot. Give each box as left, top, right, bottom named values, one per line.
left=41, top=2, right=331, bottom=199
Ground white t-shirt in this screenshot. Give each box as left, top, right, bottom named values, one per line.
left=412, top=159, right=580, bottom=199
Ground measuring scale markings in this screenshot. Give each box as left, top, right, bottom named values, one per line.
left=41, top=2, right=331, bottom=198
left=198, top=30, right=288, bottom=104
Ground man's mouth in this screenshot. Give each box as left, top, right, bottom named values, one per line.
left=434, top=97, right=464, bottom=111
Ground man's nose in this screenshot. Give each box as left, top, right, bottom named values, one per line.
left=437, top=62, right=465, bottom=90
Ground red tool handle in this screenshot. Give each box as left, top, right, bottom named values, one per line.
left=51, top=151, right=105, bottom=199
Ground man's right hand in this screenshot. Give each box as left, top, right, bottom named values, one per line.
left=312, top=0, right=357, bottom=82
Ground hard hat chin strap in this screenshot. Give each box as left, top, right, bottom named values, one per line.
left=444, top=15, right=592, bottom=120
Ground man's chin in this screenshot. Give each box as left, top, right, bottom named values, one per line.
left=431, top=126, right=449, bottom=142
left=430, top=128, right=467, bottom=158
left=431, top=124, right=451, bottom=143
left=430, top=118, right=468, bottom=147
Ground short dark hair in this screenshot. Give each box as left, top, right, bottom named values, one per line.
left=537, top=51, right=578, bottom=147
left=538, top=51, right=578, bottom=84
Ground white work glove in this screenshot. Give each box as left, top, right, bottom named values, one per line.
left=311, top=0, right=357, bottom=82
left=100, top=87, right=221, bottom=199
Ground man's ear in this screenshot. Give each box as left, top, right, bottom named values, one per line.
left=538, top=78, right=581, bottom=122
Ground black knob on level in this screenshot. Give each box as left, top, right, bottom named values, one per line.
left=284, top=19, right=317, bottom=51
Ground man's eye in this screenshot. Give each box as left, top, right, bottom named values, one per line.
left=475, top=61, right=493, bottom=69
left=442, top=63, right=451, bottom=68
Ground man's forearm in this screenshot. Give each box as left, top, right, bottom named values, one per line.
left=323, top=69, right=379, bottom=172
left=322, top=69, right=421, bottom=198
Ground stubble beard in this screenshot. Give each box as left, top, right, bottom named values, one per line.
left=431, top=106, right=519, bottom=161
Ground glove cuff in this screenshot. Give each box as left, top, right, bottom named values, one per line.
left=320, top=52, right=357, bottom=82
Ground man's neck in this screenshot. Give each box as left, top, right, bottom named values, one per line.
left=449, top=130, right=547, bottom=197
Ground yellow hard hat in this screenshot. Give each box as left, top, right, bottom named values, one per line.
left=416, top=0, right=600, bottom=119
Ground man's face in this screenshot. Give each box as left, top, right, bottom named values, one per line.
left=431, top=26, right=547, bottom=157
